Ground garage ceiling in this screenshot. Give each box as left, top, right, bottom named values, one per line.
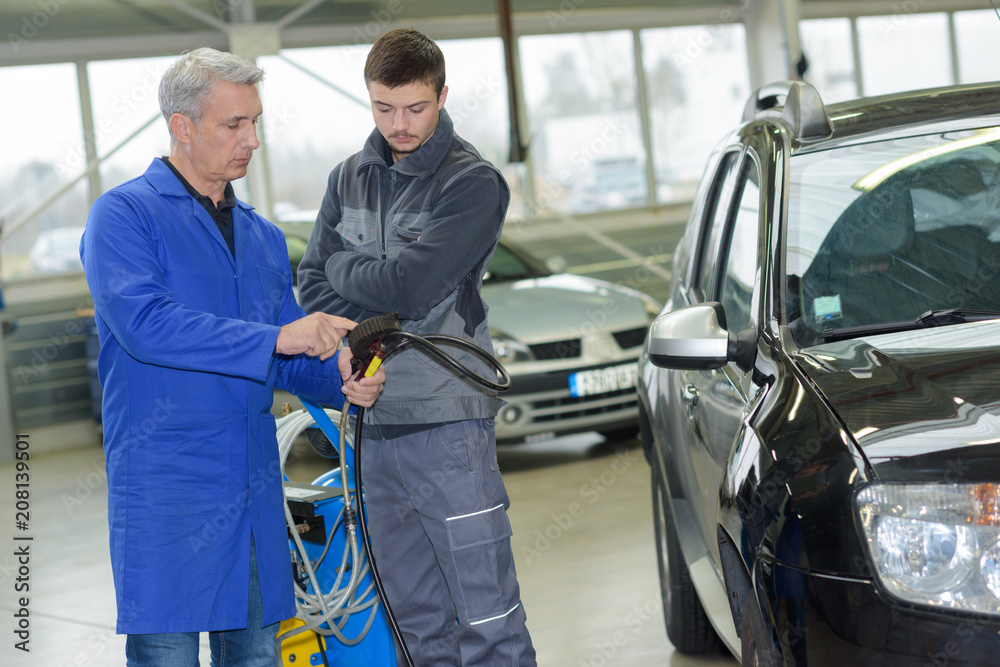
left=3, top=0, right=725, bottom=40
left=0, top=0, right=990, bottom=64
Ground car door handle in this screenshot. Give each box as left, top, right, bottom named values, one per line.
left=682, top=384, right=700, bottom=407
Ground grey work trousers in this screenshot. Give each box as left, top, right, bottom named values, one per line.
left=361, top=419, right=536, bottom=666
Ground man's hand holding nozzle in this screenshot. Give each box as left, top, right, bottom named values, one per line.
left=338, top=347, right=385, bottom=407
left=276, top=312, right=354, bottom=360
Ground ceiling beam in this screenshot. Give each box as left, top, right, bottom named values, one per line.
left=0, top=31, right=229, bottom=67
left=0, top=1, right=992, bottom=69
left=800, top=0, right=987, bottom=18
left=276, top=0, right=327, bottom=29
left=159, top=0, right=230, bottom=32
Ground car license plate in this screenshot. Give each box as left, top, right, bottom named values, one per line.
left=568, top=364, right=638, bottom=397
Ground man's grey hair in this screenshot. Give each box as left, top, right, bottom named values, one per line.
left=158, top=47, right=264, bottom=143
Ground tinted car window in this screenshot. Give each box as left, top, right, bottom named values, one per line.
left=483, top=242, right=548, bottom=283
left=717, top=158, right=761, bottom=334
left=694, top=151, right=741, bottom=297
left=786, top=129, right=1000, bottom=347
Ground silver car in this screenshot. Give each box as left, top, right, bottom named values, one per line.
left=30, top=226, right=86, bottom=273
left=485, top=238, right=661, bottom=443
left=284, top=228, right=661, bottom=444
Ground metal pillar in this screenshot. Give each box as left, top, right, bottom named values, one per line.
left=744, top=0, right=803, bottom=90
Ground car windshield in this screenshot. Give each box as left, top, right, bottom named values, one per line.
left=484, top=242, right=549, bottom=283
left=785, top=126, right=1000, bottom=348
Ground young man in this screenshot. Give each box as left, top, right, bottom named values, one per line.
left=81, top=47, right=385, bottom=665
left=298, top=28, right=536, bottom=666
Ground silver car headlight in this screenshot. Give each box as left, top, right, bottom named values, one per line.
left=490, top=332, right=535, bottom=364
left=856, top=483, right=1000, bottom=614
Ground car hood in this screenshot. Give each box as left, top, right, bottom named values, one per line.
left=482, top=274, right=652, bottom=344
left=792, top=320, right=1000, bottom=482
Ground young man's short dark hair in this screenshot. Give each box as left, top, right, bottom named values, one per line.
left=364, top=28, right=446, bottom=96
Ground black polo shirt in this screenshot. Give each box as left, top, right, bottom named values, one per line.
left=160, top=156, right=236, bottom=258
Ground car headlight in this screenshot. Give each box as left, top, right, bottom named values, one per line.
left=490, top=332, right=535, bottom=364
left=857, top=483, right=1000, bottom=614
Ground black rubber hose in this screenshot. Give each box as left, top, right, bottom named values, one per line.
left=316, top=631, right=330, bottom=667
left=349, top=325, right=510, bottom=667
left=382, top=331, right=511, bottom=391
left=353, top=405, right=415, bottom=667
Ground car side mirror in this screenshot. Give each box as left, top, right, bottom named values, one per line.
left=647, top=302, right=756, bottom=372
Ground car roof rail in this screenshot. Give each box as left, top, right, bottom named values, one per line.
left=742, top=80, right=833, bottom=142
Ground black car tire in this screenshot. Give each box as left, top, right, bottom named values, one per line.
left=651, top=460, right=723, bottom=654
left=741, top=599, right=782, bottom=667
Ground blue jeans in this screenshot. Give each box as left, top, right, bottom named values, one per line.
left=125, top=537, right=280, bottom=667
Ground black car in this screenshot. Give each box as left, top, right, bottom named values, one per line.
left=638, top=80, right=1000, bottom=666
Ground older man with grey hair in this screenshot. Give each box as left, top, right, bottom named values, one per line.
left=80, top=47, right=386, bottom=666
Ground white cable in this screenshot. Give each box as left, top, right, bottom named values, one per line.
left=274, top=407, right=382, bottom=650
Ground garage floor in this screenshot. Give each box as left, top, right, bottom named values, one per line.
left=1, top=431, right=737, bottom=666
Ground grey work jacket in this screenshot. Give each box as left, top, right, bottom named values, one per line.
left=298, top=109, right=510, bottom=426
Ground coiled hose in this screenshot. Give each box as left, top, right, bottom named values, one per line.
left=274, top=405, right=380, bottom=656
left=274, top=316, right=512, bottom=666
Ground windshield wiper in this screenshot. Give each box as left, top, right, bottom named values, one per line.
left=914, top=308, right=1000, bottom=326
left=821, top=308, right=1000, bottom=342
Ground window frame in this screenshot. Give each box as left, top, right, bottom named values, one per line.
left=691, top=149, right=743, bottom=303
left=715, top=154, right=762, bottom=336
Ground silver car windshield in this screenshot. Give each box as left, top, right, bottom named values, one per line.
left=785, top=127, right=1000, bottom=347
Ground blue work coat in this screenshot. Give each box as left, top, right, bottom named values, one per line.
left=81, top=159, right=348, bottom=634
